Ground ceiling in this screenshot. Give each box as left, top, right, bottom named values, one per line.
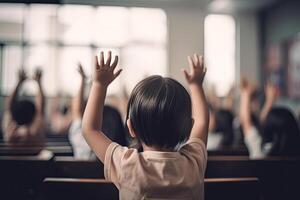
left=0, top=0, right=283, bottom=12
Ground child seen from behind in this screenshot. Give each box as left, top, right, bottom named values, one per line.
left=82, top=51, right=209, bottom=200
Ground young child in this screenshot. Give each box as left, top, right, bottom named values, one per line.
left=2, top=68, right=45, bottom=143
left=82, top=51, right=209, bottom=199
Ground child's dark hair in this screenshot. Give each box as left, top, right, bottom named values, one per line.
left=11, top=100, right=36, bottom=125
left=126, top=75, right=193, bottom=150
left=262, top=107, right=300, bottom=156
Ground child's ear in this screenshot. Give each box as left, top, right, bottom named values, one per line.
left=127, top=119, right=136, bottom=138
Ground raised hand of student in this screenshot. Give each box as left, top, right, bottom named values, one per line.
left=33, top=68, right=43, bottom=84
left=18, top=69, right=27, bottom=83
left=260, top=82, right=278, bottom=122
left=182, top=53, right=209, bottom=144
left=183, top=54, right=207, bottom=85
left=83, top=51, right=122, bottom=163
left=265, top=82, right=278, bottom=102
left=93, top=51, right=122, bottom=87
left=77, top=63, right=87, bottom=79
left=239, top=77, right=256, bottom=134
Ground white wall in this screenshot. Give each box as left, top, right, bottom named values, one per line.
left=236, top=13, right=260, bottom=84
left=166, top=7, right=205, bottom=84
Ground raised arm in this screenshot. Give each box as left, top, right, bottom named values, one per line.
left=33, top=69, right=45, bottom=116
left=260, top=82, right=278, bottom=123
left=71, top=63, right=86, bottom=119
left=239, top=78, right=256, bottom=134
left=182, top=54, right=209, bottom=144
left=82, top=51, right=122, bottom=163
left=6, top=69, right=27, bottom=112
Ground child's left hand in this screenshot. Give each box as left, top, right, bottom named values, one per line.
left=93, top=51, right=122, bottom=87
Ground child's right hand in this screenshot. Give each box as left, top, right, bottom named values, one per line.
left=93, top=51, right=122, bottom=87
left=182, top=53, right=207, bottom=86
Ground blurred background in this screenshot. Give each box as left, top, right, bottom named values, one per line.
left=0, top=0, right=299, bottom=120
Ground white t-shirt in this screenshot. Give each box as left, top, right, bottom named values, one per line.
left=244, top=126, right=272, bottom=159
left=68, top=118, right=92, bottom=159
left=104, top=138, right=207, bottom=200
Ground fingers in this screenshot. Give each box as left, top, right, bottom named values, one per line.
left=113, top=69, right=122, bottom=79
left=94, top=55, right=100, bottom=70
left=111, top=55, right=119, bottom=70
left=182, top=69, right=190, bottom=81
left=105, top=51, right=112, bottom=66
left=187, top=56, right=195, bottom=72
left=100, top=51, right=104, bottom=66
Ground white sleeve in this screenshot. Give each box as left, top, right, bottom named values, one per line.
left=68, top=118, right=91, bottom=159
left=244, top=127, right=265, bottom=159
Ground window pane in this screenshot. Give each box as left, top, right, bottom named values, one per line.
left=94, top=7, right=129, bottom=47
left=2, top=46, right=22, bottom=94
left=204, top=14, right=235, bottom=97
left=122, top=45, right=167, bottom=93
left=58, top=5, right=94, bottom=44
left=25, top=4, right=58, bottom=43
left=58, top=47, right=93, bottom=95
left=0, top=4, right=24, bottom=42
left=23, top=45, right=57, bottom=96
left=130, top=8, right=167, bottom=44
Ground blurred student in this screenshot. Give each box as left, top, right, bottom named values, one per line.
left=2, top=69, right=45, bottom=143
left=240, top=79, right=300, bottom=158
left=69, top=63, right=127, bottom=159
left=82, top=52, right=209, bottom=199
left=49, top=95, right=72, bottom=135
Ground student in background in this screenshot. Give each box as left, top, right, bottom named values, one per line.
left=240, top=79, right=300, bottom=158
left=82, top=52, right=209, bottom=199
left=2, top=69, right=45, bottom=143
left=69, top=63, right=127, bottom=159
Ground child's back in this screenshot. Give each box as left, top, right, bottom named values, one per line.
left=105, top=138, right=206, bottom=199
left=82, top=52, right=209, bottom=199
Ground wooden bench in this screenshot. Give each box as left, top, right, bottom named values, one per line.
left=0, top=145, right=73, bottom=156
left=42, top=178, right=119, bottom=200
left=0, top=152, right=54, bottom=200
left=206, top=156, right=300, bottom=200
left=41, top=177, right=260, bottom=200
left=54, top=157, right=104, bottom=178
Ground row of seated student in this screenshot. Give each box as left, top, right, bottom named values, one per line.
left=1, top=62, right=300, bottom=160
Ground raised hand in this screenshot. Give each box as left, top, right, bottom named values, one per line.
left=182, top=53, right=207, bottom=85
left=33, top=68, right=43, bottom=83
left=265, top=82, right=278, bottom=102
left=93, top=51, right=122, bottom=87
left=77, top=63, right=87, bottom=79
left=18, top=69, right=27, bottom=83
left=240, top=77, right=256, bottom=96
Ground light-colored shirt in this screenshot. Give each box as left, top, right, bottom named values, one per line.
left=244, top=126, right=272, bottom=159
left=207, top=132, right=223, bottom=150
left=68, top=118, right=92, bottom=159
left=104, top=138, right=207, bottom=200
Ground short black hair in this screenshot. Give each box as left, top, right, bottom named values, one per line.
left=11, top=100, right=36, bottom=125
left=126, top=75, right=193, bottom=150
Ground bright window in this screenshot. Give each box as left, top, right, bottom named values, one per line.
left=0, top=4, right=167, bottom=97
left=204, top=14, right=235, bottom=97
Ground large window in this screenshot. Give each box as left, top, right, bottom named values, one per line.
left=204, top=14, right=235, bottom=97
left=0, top=4, right=167, bottom=96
